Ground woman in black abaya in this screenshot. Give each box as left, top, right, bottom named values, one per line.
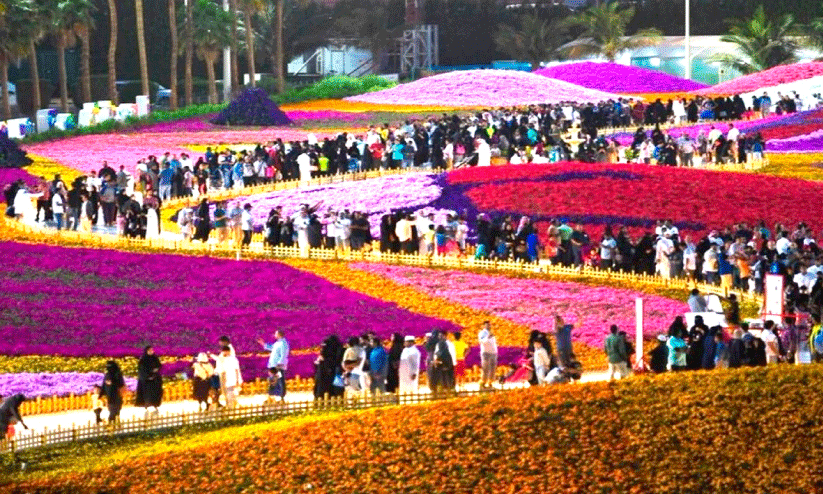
left=193, top=197, right=212, bottom=242
left=314, top=335, right=344, bottom=399
left=135, top=346, right=163, bottom=414
left=386, top=333, right=404, bottom=393
left=101, top=360, right=125, bottom=423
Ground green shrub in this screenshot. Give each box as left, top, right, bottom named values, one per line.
left=271, top=75, right=396, bottom=103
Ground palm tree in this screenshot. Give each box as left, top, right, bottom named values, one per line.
left=107, top=0, right=117, bottom=103
left=274, top=0, right=284, bottom=93
left=169, top=0, right=179, bottom=109
left=239, top=0, right=263, bottom=88
left=494, top=14, right=568, bottom=70
left=713, top=5, right=798, bottom=74
left=563, top=2, right=661, bottom=62
left=25, top=0, right=52, bottom=112
left=229, top=0, right=241, bottom=91
left=52, top=0, right=96, bottom=111
left=185, top=0, right=232, bottom=103
left=334, top=0, right=402, bottom=74
left=0, top=0, right=34, bottom=118
left=184, top=0, right=193, bottom=105
left=135, top=0, right=149, bottom=97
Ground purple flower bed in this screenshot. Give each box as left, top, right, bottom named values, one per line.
left=0, top=242, right=457, bottom=358
left=133, top=115, right=219, bottom=133
left=534, top=62, right=707, bottom=93
left=219, top=174, right=444, bottom=238
left=0, top=372, right=137, bottom=399
left=768, top=129, right=823, bottom=152
left=0, top=167, right=37, bottom=191
left=345, top=70, right=623, bottom=107
left=211, top=88, right=293, bottom=126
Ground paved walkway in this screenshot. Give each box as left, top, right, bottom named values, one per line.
left=19, top=371, right=610, bottom=435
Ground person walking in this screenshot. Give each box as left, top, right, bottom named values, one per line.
left=258, top=330, right=289, bottom=402
left=215, top=346, right=242, bottom=408
left=192, top=353, right=214, bottom=411
left=101, top=361, right=126, bottom=423
left=135, top=346, right=163, bottom=417
left=604, top=325, right=629, bottom=380
left=478, top=321, right=498, bottom=388
left=368, top=337, right=388, bottom=394
left=398, top=336, right=421, bottom=394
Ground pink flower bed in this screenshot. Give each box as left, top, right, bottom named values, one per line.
left=693, top=62, right=823, bottom=96
left=351, top=263, right=687, bottom=347
left=534, top=62, right=707, bottom=93
left=345, top=70, right=623, bottom=107
left=23, top=129, right=339, bottom=175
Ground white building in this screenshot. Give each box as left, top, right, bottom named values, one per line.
left=287, top=44, right=374, bottom=78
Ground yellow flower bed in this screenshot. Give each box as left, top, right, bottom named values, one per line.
left=24, top=154, right=82, bottom=184
left=760, top=153, right=823, bottom=181
left=13, top=366, right=823, bottom=493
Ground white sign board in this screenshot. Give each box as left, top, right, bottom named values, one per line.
left=764, top=274, right=784, bottom=325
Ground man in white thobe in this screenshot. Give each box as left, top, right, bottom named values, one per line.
left=398, top=336, right=421, bottom=394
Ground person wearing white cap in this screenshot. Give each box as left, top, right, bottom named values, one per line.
left=398, top=336, right=421, bottom=394
left=192, top=353, right=214, bottom=411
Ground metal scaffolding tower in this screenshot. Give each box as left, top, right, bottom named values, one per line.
left=400, top=0, right=438, bottom=74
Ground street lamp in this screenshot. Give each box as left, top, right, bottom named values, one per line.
left=685, top=0, right=691, bottom=80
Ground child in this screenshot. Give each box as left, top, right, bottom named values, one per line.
left=266, top=367, right=282, bottom=404
left=424, top=224, right=436, bottom=256
left=91, top=384, right=104, bottom=424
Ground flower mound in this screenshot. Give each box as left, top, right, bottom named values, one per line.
left=351, top=264, right=687, bottom=347
left=0, top=133, right=33, bottom=169
left=345, top=69, right=623, bottom=107
left=694, top=62, right=823, bottom=96
left=210, top=88, right=293, bottom=126
left=768, top=129, right=823, bottom=153
left=534, top=62, right=707, bottom=94
left=14, top=367, right=823, bottom=493
left=222, top=174, right=443, bottom=238
left=0, top=372, right=137, bottom=399
left=0, top=242, right=457, bottom=358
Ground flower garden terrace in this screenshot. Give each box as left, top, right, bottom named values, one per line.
left=6, top=366, right=823, bottom=493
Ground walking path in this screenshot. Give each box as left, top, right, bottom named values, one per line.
left=17, top=371, right=610, bottom=440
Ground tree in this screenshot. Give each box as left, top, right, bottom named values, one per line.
left=184, top=0, right=194, bottom=105
left=239, top=0, right=264, bottom=88
left=259, top=0, right=332, bottom=93
left=334, top=0, right=403, bottom=74
left=274, top=0, right=284, bottom=92
left=26, top=0, right=52, bottom=112
left=52, top=0, right=96, bottom=111
left=106, top=0, right=117, bottom=103
left=135, top=0, right=150, bottom=96
left=563, top=1, right=661, bottom=62
left=228, top=0, right=240, bottom=91
left=168, top=0, right=178, bottom=109
left=494, top=14, right=568, bottom=69
left=182, top=0, right=232, bottom=103
left=712, top=5, right=798, bottom=74
left=0, top=0, right=34, bottom=118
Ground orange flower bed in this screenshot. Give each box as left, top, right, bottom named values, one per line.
left=280, top=99, right=466, bottom=113
left=12, top=366, right=823, bottom=493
